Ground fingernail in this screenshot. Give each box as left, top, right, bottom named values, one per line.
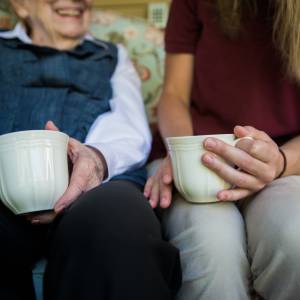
left=161, top=197, right=169, bottom=207
left=163, top=175, right=171, bottom=183
left=203, top=154, right=214, bottom=164
left=218, top=192, right=228, bottom=201
left=205, top=138, right=216, bottom=149
left=149, top=200, right=155, bottom=208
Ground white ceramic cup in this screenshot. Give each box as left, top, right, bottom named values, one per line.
left=166, top=134, right=251, bottom=203
left=0, top=130, right=69, bottom=214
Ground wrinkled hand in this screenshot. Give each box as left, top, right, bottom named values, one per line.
left=27, top=121, right=107, bottom=224
left=144, top=155, right=173, bottom=209
left=201, top=125, right=285, bottom=201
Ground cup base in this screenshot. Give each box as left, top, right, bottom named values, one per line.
left=16, top=208, right=54, bottom=215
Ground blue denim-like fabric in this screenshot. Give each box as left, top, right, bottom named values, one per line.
left=0, top=37, right=147, bottom=186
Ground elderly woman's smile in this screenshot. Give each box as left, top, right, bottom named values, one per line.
left=53, top=1, right=87, bottom=18
left=55, top=7, right=83, bottom=17
left=10, top=0, right=93, bottom=49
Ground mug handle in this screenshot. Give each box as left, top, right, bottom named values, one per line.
left=230, top=136, right=254, bottom=189
left=233, top=136, right=254, bottom=146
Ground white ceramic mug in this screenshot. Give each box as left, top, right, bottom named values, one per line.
left=0, top=130, right=69, bottom=214
left=166, top=134, right=251, bottom=203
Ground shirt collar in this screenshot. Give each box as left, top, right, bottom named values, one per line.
left=0, top=23, right=107, bottom=49
left=0, top=23, right=32, bottom=43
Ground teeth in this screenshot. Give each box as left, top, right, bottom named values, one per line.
left=56, top=9, right=81, bottom=17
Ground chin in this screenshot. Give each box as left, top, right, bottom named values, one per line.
left=59, top=27, right=88, bottom=39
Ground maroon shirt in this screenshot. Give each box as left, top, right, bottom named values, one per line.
left=151, top=0, right=300, bottom=159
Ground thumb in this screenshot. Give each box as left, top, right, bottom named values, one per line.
left=54, top=183, right=82, bottom=213
left=45, top=120, right=60, bottom=131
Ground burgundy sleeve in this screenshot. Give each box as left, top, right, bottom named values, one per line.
left=165, top=0, right=203, bottom=54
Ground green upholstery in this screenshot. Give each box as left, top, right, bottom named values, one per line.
left=0, top=7, right=15, bottom=28
left=90, top=10, right=164, bottom=123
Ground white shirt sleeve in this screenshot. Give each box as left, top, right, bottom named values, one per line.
left=84, top=44, right=152, bottom=181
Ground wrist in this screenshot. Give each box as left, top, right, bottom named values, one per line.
left=86, top=145, right=108, bottom=180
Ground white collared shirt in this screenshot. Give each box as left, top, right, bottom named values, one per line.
left=0, top=24, right=152, bottom=181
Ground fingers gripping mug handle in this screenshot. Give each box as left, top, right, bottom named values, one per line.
left=230, top=136, right=254, bottom=189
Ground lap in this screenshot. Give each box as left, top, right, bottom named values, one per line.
left=0, top=201, right=47, bottom=266
left=242, top=176, right=300, bottom=223
left=48, top=180, right=162, bottom=247
left=162, top=193, right=245, bottom=242
left=0, top=180, right=158, bottom=263
left=59, top=180, right=159, bottom=228
left=162, top=193, right=249, bottom=283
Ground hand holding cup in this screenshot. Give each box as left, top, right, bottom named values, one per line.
left=0, top=127, right=69, bottom=215
left=201, top=125, right=285, bottom=201
left=167, top=133, right=250, bottom=203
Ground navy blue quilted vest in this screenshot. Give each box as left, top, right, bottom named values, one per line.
left=0, top=37, right=146, bottom=186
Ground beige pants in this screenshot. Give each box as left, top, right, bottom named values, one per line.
left=148, top=160, right=300, bottom=300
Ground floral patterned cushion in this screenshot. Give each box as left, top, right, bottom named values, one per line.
left=0, top=7, right=15, bottom=29
left=0, top=8, right=164, bottom=124
left=90, top=10, right=164, bottom=124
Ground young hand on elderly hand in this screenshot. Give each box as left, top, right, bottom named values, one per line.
left=201, top=125, right=285, bottom=201
left=27, top=120, right=107, bottom=225
left=144, top=155, right=173, bottom=209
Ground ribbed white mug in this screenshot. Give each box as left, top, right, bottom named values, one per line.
left=166, top=134, right=251, bottom=203
left=0, top=130, right=69, bottom=214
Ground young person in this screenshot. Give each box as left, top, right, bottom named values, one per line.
left=145, top=1, right=300, bottom=299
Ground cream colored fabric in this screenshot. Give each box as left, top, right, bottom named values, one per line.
left=242, top=176, right=300, bottom=300
left=163, top=194, right=250, bottom=300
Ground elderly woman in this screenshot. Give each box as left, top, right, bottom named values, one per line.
left=0, top=1, right=181, bottom=300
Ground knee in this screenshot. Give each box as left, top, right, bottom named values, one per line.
left=176, top=223, right=249, bottom=288
left=189, top=221, right=247, bottom=267
left=54, top=181, right=161, bottom=248
left=251, top=217, right=300, bottom=298
left=164, top=202, right=248, bottom=281
left=164, top=199, right=247, bottom=257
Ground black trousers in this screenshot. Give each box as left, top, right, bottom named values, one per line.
left=0, top=180, right=181, bottom=300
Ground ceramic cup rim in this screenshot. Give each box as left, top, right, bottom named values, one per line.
left=166, top=134, right=235, bottom=148
left=0, top=130, right=69, bottom=145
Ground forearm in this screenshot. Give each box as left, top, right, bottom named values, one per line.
left=158, top=92, right=193, bottom=139
left=281, top=135, right=300, bottom=176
